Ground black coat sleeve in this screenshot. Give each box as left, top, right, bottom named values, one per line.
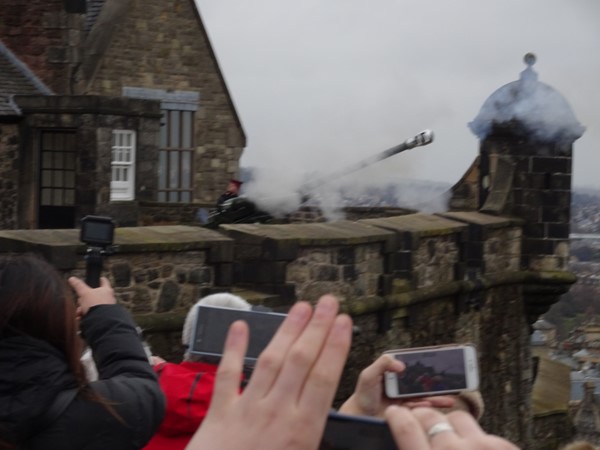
left=77, top=305, right=166, bottom=449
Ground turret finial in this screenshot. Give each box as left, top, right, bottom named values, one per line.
left=524, top=52, right=536, bottom=68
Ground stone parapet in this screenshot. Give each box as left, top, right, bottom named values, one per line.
left=359, top=213, right=467, bottom=291
left=0, top=224, right=232, bottom=315
left=0, top=213, right=578, bottom=448
left=438, top=211, right=522, bottom=277
left=220, top=220, right=395, bottom=303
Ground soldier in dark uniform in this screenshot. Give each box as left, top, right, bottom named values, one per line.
left=216, top=179, right=242, bottom=209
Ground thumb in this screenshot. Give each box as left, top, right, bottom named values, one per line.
left=68, top=276, right=89, bottom=296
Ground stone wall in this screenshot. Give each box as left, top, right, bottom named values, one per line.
left=0, top=0, right=83, bottom=93
left=0, top=211, right=576, bottom=448
left=13, top=94, right=161, bottom=228
left=0, top=123, right=20, bottom=229
left=80, top=0, right=245, bottom=204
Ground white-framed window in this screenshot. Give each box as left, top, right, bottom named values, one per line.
left=110, top=130, right=136, bottom=201
left=122, top=87, right=199, bottom=203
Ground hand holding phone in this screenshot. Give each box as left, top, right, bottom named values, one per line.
left=384, top=344, right=479, bottom=399
left=189, top=305, right=287, bottom=365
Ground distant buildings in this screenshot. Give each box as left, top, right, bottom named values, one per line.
left=533, top=318, right=600, bottom=443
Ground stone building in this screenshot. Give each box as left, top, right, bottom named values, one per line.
left=571, top=382, right=600, bottom=445
left=0, top=0, right=245, bottom=229
left=0, top=15, right=589, bottom=447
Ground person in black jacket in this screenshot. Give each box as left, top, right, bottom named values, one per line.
left=216, top=178, right=242, bottom=210
left=0, top=253, right=165, bottom=450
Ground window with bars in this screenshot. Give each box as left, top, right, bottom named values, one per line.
left=40, top=131, right=76, bottom=207
left=158, top=109, right=194, bottom=203
left=111, top=130, right=136, bottom=201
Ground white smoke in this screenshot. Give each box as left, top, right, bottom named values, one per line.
left=469, top=61, right=585, bottom=142
left=196, top=0, right=599, bottom=190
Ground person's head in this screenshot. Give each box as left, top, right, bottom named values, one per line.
left=227, top=179, right=242, bottom=194
left=0, top=253, right=85, bottom=383
left=181, top=292, right=251, bottom=361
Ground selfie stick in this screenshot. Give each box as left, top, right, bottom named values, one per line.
left=80, top=215, right=116, bottom=288
left=84, top=248, right=104, bottom=288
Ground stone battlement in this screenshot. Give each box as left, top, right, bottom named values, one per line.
left=0, top=210, right=576, bottom=448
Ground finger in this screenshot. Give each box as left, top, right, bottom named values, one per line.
left=298, top=313, right=353, bottom=413
left=385, top=406, right=430, bottom=450
left=419, top=395, right=456, bottom=409
left=446, top=410, right=487, bottom=437
left=445, top=410, right=518, bottom=449
left=210, top=320, right=249, bottom=412
left=402, top=400, right=434, bottom=408
left=411, top=407, right=461, bottom=445
left=99, top=277, right=111, bottom=288
left=68, top=276, right=88, bottom=296
left=269, top=295, right=340, bottom=401
left=358, top=354, right=405, bottom=391
left=243, top=301, right=313, bottom=399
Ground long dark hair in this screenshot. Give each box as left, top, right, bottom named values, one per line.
left=0, top=253, right=108, bottom=449
left=0, top=253, right=87, bottom=384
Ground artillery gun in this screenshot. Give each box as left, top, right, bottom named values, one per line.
left=202, top=130, right=434, bottom=228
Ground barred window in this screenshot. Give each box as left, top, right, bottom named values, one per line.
left=158, top=109, right=194, bottom=203
left=40, top=131, right=76, bottom=206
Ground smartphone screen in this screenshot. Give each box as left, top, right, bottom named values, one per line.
left=384, top=345, right=479, bottom=398
left=319, top=411, right=397, bottom=450
left=189, top=306, right=287, bottom=364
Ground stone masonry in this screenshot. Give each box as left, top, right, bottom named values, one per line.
left=0, top=123, right=20, bottom=229
left=0, top=209, right=576, bottom=449
left=77, top=0, right=245, bottom=204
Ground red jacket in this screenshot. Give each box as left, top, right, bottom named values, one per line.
left=143, top=361, right=218, bottom=450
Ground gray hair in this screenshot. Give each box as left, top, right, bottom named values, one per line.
left=182, top=293, right=251, bottom=361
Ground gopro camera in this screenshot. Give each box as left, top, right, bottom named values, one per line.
left=80, top=215, right=115, bottom=248
left=80, top=215, right=116, bottom=288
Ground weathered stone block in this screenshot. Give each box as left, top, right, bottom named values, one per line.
left=157, top=280, right=180, bottom=312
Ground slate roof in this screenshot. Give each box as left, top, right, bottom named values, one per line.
left=0, top=39, right=52, bottom=117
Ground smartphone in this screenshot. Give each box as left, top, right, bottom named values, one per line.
left=189, top=306, right=287, bottom=365
left=383, top=344, right=479, bottom=398
left=319, top=411, right=396, bottom=450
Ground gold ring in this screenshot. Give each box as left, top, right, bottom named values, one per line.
left=427, top=422, right=455, bottom=438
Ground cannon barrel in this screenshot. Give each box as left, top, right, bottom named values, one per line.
left=301, top=129, right=434, bottom=194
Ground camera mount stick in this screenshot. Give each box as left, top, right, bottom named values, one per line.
left=85, top=247, right=104, bottom=288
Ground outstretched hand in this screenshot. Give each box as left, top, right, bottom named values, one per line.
left=338, top=354, right=455, bottom=418
left=68, top=276, right=116, bottom=316
left=186, top=294, right=353, bottom=450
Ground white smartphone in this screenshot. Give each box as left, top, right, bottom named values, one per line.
left=383, top=344, right=479, bottom=398
left=189, top=306, right=287, bottom=365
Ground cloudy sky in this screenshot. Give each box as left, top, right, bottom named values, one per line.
left=194, top=0, right=599, bottom=206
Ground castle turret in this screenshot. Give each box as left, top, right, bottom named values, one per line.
left=451, top=53, right=585, bottom=272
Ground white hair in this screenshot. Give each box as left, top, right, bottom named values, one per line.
left=80, top=347, right=99, bottom=381
left=182, top=292, right=251, bottom=361
left=81, top=327, right=152, bottom=382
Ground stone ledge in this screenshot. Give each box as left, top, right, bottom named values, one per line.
left=438, top=211, right=523, bottom=229
left=220, top=221, right=396, bottom=260
left=0, top=225, right=234, bottom=267
left=360, top=213, right=468, bottom=237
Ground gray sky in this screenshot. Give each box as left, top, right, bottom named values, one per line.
left=194, top=0, right=600, bottom=202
